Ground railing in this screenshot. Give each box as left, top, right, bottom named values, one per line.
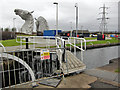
left=0, top=36, right=86, bottom=88
left=0, top=48, right=65, bottom=89
left=0, top=43, right=6, bottom=52
left=0, top=36, right=65, bottom=88
left=16, top=36, right=57, bottom=49
left=16, top=36, right=86, bottom=63
left=67, top=37, right=86, bottom=61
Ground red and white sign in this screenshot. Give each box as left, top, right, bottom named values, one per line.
left=40, top=49, right=50, bottom=60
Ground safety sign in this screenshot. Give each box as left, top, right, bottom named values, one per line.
left=40, top=49, right=50, bottom=60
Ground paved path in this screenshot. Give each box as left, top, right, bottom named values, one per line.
left=89, top=78, right=119, bottom=88
left=14, top=74, right=97, bottom=88
left=97, top=58, right=119, bottom=73
left=84, top=69, right=119, bottom=83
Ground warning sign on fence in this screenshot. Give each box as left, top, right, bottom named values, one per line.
left=40, top=49, right=50, bottom=60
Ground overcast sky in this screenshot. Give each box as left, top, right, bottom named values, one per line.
left=0, top=0, right=119, bottom=32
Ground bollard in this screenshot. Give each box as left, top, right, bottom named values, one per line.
left=26, top=38, right=29, bottom=49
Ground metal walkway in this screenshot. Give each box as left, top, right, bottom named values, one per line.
left=62, top=50, right=86, bottom=74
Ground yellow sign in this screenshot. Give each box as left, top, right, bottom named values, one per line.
left=40, top=49, right=50, bottom=60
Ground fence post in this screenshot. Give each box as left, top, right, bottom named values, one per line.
left=26, top=38, right=29, bottom=49
left=62, top=40, right=65, bottom=62
left=74, top=38, right=76, bottom=55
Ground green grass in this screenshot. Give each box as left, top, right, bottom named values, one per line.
left=0, top=39, right=33, bottom=47
left=115, top=69, right=120, bottom=73
left=36, top=38, right=119, bottom=48
left=71, top=37, right=97, bottom=40
left=0, top=34, right=36, bottom=47
left=84, top=37, right=97, bottom=40
left=0, top=37, right=119, bottom=47
left=0, top=39, right=21, bottom=47
left=66, top=38, right=119, bottom=47
left=86, top=38, right=119, bottom=45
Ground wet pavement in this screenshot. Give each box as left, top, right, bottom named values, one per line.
left=89, top=79, right=118, bottom=88
left=84, top=69, right=119, bottom=83
left=84, top=58, right=120, bottom=88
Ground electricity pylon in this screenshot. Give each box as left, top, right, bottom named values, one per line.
left=97, top=4, right=109, bottom=34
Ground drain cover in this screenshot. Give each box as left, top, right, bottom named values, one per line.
left=39, top=77, right=62, bottom=87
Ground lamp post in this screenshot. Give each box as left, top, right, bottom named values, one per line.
left=81, top=26, right=83, bottom=34
left=53, top=2, right=58, bottom=36
left=13, top=18, right=16, bottom=28
left=13, top=18, right=16, bottom=34
left=70, top=22, right=73, bottom=37
left=75, top=3, right=78, bottom=37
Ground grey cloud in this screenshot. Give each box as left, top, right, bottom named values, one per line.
left=0, top=0, right=118, bottom=32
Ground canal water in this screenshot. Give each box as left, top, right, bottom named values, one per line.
left=76, top=46, right=120, bottom=69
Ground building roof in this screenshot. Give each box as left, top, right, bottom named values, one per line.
left=73, top=30, right=90, bottom=33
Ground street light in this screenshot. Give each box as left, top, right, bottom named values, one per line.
left=81, top=26, right=83, bottom=34
left=53, top=2, right=58, bottom=36
left=13, top=18, right=16, bottom=28
left=13, top=18, right=16, bottom=33
left=75, top=3, right=78, bottom=37
left=70, top=22, right=73, bottom=37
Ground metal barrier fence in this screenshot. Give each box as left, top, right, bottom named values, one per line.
left=67, top=37, right=86, bottom=61
left=0, top=43, right=6, bottom=52
left=16, top=36, right=58, bottom=49
left=0, top=48, right=65, bottom=88
left=16, top=36, right=86, bottom=61
left=0, top=36, right=86, bottom=88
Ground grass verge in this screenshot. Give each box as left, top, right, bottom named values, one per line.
left=0, top=37, right=119, bottom=47
left=115, top=69, right=120, bottom=73
left=66, top=38, right=119, bottom=47
left=84, top=37, right=97, bottom=40
left=0, top=39, right=33, bottom=47
left=86, top=38, right=119, bottom=45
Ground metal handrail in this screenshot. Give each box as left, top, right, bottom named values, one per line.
left=0, top=43, right=6, bottom=52
left=0, top=52, right=36, bottom=87
left=16, top=36, right=86, bottom=71
left=16, top=36, right=86, bottom=61
left=1, top=48, right=65, bottom=88
left=0, top=36, right=86, bottom=88
left=68, top=37, right=86, bottom=50
left=55, top=37, right=64, bottom=70
left=16, top=36, right=56, bottom=43
left=67, top=37, right=86, bottom=61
